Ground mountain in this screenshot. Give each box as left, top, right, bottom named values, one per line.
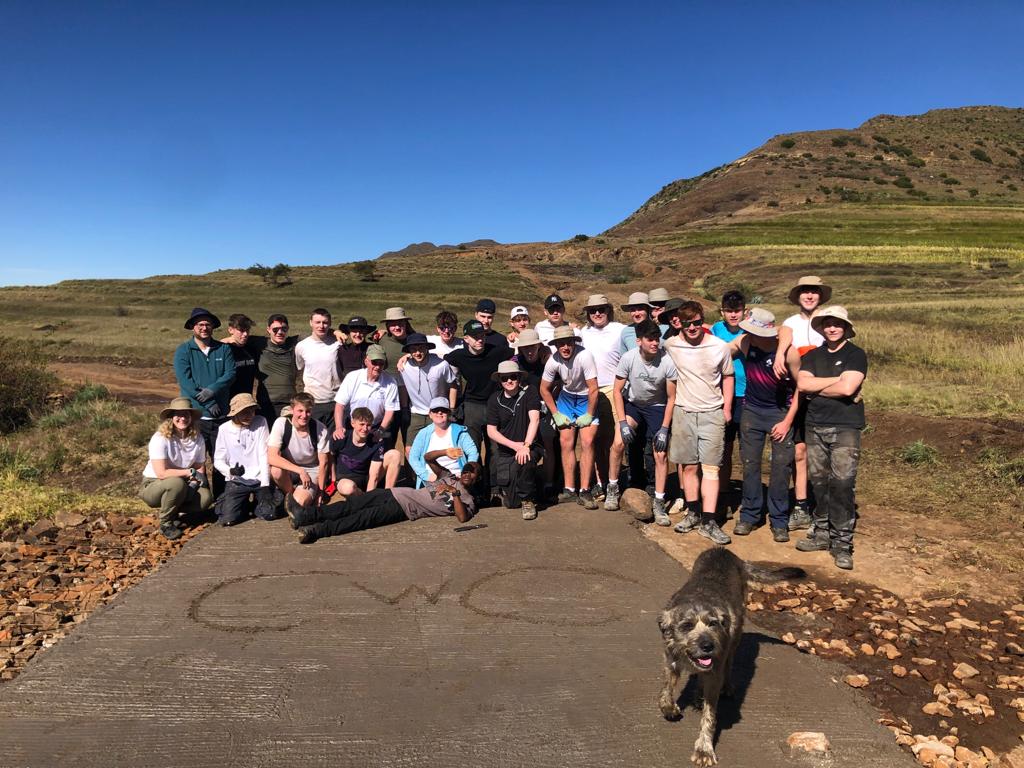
left=379, top=239, right=501, bottom=259
left=609, top=106, right=1024, bottom=237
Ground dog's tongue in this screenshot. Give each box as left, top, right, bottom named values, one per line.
left=697, top=657, right=713, bottom=667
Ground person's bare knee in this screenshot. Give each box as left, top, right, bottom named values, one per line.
left=337, top=478, right=358, bottom=496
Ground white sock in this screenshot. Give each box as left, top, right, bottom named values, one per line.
left=655, top=492, right=665, bottom=500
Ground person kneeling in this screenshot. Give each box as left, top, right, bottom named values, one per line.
left=486, top=360, right=543, bottom=520
left=331, top=406, right=403, bottom=497
left=408, top=397, right=479, bottom=487
left=213, top=393, right=277, bottom=525
left=268, top=393, right=331, bottom=518
left=294, top=462, right=481, bottom=544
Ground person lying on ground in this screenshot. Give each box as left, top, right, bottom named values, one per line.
left=268, top=392, right=331, bottom=518
left=213, top=393, right=277, bottom=525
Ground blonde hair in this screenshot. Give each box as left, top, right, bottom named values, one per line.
left=157, top=416, right=199, bottom=440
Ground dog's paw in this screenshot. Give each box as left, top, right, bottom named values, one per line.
left=691, top=746, right=718, bottom=767
left=659, top=698, right=682, bottom=721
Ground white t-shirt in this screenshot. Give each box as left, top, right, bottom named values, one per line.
left=295, top=335, right=341, bottom=403
left=783, top=313, right=825, bottom=353
left=143, top=432, right=206, bottom=479
left=579, top=322, right=626, bottom=387
left=268, top=417, right=331, bottom=468
left=333, top=369, right=401, bottom=424
left=542, top=347, right=598, bottom=396
left=214, top=416, right=270, bottom=486
left=426, top=429, right=460, bottom=478
left=400, top=355, right=458, bottom=415
left=426, top=335, right=464, bottom=359
left=535, top=319, right=572, bottom=346
left=664, top=334, right=734, bottom=412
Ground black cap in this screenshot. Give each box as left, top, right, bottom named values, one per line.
left=475, top=298, right=496, bottom=314
left=463, top=319, right=487, bottom=336
left=185, top=307, right=220, bottom=330
left=544, top=294, right=565, bottom=310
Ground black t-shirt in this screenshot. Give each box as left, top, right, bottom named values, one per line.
left=227, top=341, right=258, bottom=397
left=338, top=341, right=369, bottom=380
left=801, top=342, right=868, bottom=429
left=486, top=385, right=542, bottom=455
left=445, top=343, right=513, bottom=403
left=331, top=432, right=385, bottom=478
left=484, top=329, right=510, bottom=352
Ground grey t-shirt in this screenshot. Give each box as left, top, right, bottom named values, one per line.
left=615, top=348, right=677, bottom=406
left=390, top=474, right=477, bottom=521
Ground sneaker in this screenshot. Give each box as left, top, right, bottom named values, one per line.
left=669, top=498, right=687, bottom=515
left=788, top=506, right=813, bottom=531
left=699, top=520, right=732, bottom=545
left=298, top=528, right=318, bottom=545
left=577, top=489, right=598, bottom=510
left=733, top=520, right=756, bottom=536
left=674, top=510, right=701, bottom=534
left=160, top=522, right=183, bottom=541
left=522, top=501, right=537, bottom=521
left=832, top=550, right=854, bottom=570
left=795, top=534, right=830, bottom=552
left=557, top=488, right=577, bottom=504
left=603, top=482, right=621, bottom=511
left=653, top=498, right=671, bottom=526
left=592, top=483, right=605, bottom=502
left=771, top=527, right=790, bottom=543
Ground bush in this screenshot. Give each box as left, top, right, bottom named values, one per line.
left=906, top=156, right=925, bottom=167
left=872, top=134, right=890, bottom=144
left=114, top=306, right=130, bottom=317
left=353, top=261, right=379, bottom=282
left=970, top=149, right=992, bottom=163
left=766, top=200, right=779, bottom=207
left=899, top=440, right=939, bottom=467
left=968, top=188, right=979, bottom=197
left=948, top=152, right=960, bottom=160
left=0, top=337, right=58, bottom=434
left=247, top=262, right=294, bottom=287
left=780, top=138, right=796, bottom=149
left=572, top=234, right=590, bottom=242
left=893, top=176, right=914, bottom=188
left=592, top=264, right=604, bottom=273
left=831, top=137, right=849, bottom=148
left=873, top=154, right=884, bottom=161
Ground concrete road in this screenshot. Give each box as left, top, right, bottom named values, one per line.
left=1, top=504, right=912, bottom=767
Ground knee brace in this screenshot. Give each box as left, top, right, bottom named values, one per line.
left=700, top=463, right=720, bottom=479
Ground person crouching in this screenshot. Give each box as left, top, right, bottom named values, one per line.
left=212, top=393, right=277, bottom=525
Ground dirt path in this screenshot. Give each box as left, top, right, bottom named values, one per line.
left=53, top=361, right=177, bottom=406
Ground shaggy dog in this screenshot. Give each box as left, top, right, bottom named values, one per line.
left=658, top=548, right=806, bottom=766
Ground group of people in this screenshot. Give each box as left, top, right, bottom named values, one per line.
left=139, top=276, right=867, bottom=570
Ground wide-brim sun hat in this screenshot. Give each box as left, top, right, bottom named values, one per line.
left=185, top=307, right=220, bottom=330
left=491, top=359, right=526, bottom=382
left=512, top=328, right=542, bottom=348
left=381, top=307, right=411, bottom=323
left=227, top=393, right=259, bottom=418
left=620, top=291, right=653, bottom=311
left=648, top=287, right=670, bottom=303
left=810, top=305, right=856, bottom=338
left=583, top=293, right=612, bottom=309
left=340, top=316, right=375, bottom=333
left=160, top=396, right=203, bottom=420
left=788, top=276, right=833, bottom=305
left=548, top=325, right=582, bottom=345
left=738, top=308, right=778, bottom=338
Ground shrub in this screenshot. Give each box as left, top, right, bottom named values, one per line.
left=970, top=148, right=992, bottom=163
left=948, top=152, right=960, bottom=160
left=594, top=238, right=606, bottom=244
left=572, top=234, right=590, bottom=242
left=893, top=176, right=914, bottom=188
left=831, top=137, right=849, bottom=148
left=889, top=145, right=913, bottom=158
left=845, top=151, right=856, bottom=158
left=873, top=177, right=889, bottom=185
left=801, top=152, right=813, bottom=159
left=899, top=440, right=939, bottom=467
left=247, top=262, right=294, bottom=287
left=978, top=448, right=1024, bottom=487
left=1009, top=184, right=1019, bottom=192
left=114, top=306, right=130, bottom=317
left=906, top=156, right=925, bottom=167
left=592, top=264, right=604, bottom=273
left=945, top=177, right=961, bottom=185
left=873, top=154, right=883, bottom=161
left=780, top=138, right=796, bottom=149
left=968, top=188, right=979, bottom=197
left=0, top=337, right=58, bottom=434
left=872, top=134, right=890, bottom=144
left=353, top=261, right=379, bottom=282
left=767, top=200, right=779, bottom=207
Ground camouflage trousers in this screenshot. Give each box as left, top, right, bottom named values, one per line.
left=805, top=425, right=861, bottom=553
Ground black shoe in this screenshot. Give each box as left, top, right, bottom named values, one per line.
left=298, top=528, right=318, bottom=545
left=832, top=550, right=854, bottom=570
left=733, top=520, right=757, bottom=536
left=795, top=535, right=830, bottom=552
left=160, top=523, right=183, bottom=541
left=771, top=527, right=790, bottom=543
left=577, top=489, right=598, bottom=510
left=788, top=505, right=812, bottom=531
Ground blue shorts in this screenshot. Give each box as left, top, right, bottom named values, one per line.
left=624, top=400, right=666, bottom=437
left=556, top=392, right=600, bottom=425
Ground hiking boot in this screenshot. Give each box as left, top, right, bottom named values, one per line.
left=603, top=482, right=621, bottom=511
left=832, top=550, right=854, bottom=570
left=577, top=489, right=598, bottom=510
left=669, top=498, right=687, bottom=515
left=771, top=527, right=790, bottom=543
left=732, top=520, right=756, bottom=536
left=521, top=501, right=537, bottom=521
left=699, top=520, right=732, bottom=545
left=795, top=534, right=830, bottom=552
left=160, top=522, right=183, bottom=541
left=592, top=483, right=605, bottom=502
left=289, top=503, right=317, bottom=529
left=653, top=498, right=671, bottom=526
left=788, top=505, right=813, bottom=531
left=298, top=528, right=318, bottom=545
left=674, top=510, right=701, bottom=534
left=557, top=488, right=577, bottom=504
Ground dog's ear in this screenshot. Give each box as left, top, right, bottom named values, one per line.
left=657, top=610, right=673, bottom=635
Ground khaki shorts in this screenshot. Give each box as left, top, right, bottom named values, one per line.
left=599, top=385, right=621, bottom=422
left=669, top=407, right=725, bottom=466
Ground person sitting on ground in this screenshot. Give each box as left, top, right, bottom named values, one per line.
left=507, top=305, right=532, bottom=345
left=408, top=397, right=480, bottom=488
left=331, top=406, right=403, bottom=497
left=398, top=332, right=458, bottom=452
left=292, top=461, right=481, bottom=545
left=726, top=308, right=801, bottom=543
left=540, top=325, right=600, bottom=509
left=332, top=344, right=400, bottom=448
left=610, top=320, right=677, bottom=522
left=268, top=392, right=331, bottom=518
left=222, top=314, right=259, bottom=399
left=618, top=292, right=655, bottom=353
left=212, top=393, right=276, bottom=526
left=486, top=360, right=543, bottom=520
left=511, top=329, right=558, bottom=498
left=336, top=316, right=375, bottom=381
left=140, top=397, right=214, bottom=540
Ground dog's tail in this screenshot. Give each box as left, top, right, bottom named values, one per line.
left=744, top=563, right=807, bottom=584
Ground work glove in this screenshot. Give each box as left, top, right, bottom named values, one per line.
left=575, top=413, right=593, bottom=428
left=374, top=427, right=392, bottom=444
left=552, top=411, right=571, bottom=429
left=618, top=420, right=635, bottom=445
left=195, top=387, right=215, bottom=403
left=653, top=426, right=670, bottom=454
left=229, top=463, right=245, bottom=477
left=207, top=401, right=222, bottom=418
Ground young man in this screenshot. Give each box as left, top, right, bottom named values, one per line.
left=173, top=307, right=236, bottom=496
left=486, top=360, right=543, bottom=520
left=331, top=406, right=403, bottom=497
left=611, top=320, right=676, bottom=521
left=474, top=298, right=510, bottom=351
left=511, top=329, right=558, bottom=496
left=268, top=392, right=331, bottom=517
left=336, top=316, right=375, bottom=381
left=664, top=301, right=735, bottom=545
left=648, top=287, right=670, bottom=323
left=579, top=294, right=625, bottom=505
left=378, top=307, right=416, bottom=444
left=399, top=332, right=458, bottom=445
left=540, top=325, right=600, bottom=509
left=775, top=276, right=833, bottom=530
left=728, top=309, right=801, bottom=542
left=426, top=310, right=464, bottom=358
left=255, top=313, right=299, bottom=421
left=710, top=291, right=748, bottom=501
left=332, top=345, right=400, bottom=446
left=534, top=293, right=570, bottom=345
left=617, top=292, right=655, bottom=353
left=507, top=305, right=532, bottom=345
left=212, top=393, right=276, bottom=525
left=295, top=308, right=341, bottom=430
left=292, top=462, right=480, bottom=545
left=408, top=397, right=480, bottom=487
left=222, top=314, right=259, bottom=398
left=795, top=307, right=866, bottom=571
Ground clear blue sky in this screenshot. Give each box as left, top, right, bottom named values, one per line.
left=1, top=1, right=1022, bottom=285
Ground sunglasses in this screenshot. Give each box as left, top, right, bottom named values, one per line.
left=270, top=325, right=288, bottom=333
left=438, top=324, right=456, bottom=331
left=680, top=319, right=703, bottom=329
left=500, top=374, right=520, bottom=382
left=586, top=306, right=610, bottom=315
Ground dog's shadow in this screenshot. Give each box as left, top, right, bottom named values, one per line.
left=675, top=631, right=782, bottom=733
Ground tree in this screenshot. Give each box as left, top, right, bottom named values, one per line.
left=247, top=263, right=294, bottom=288
left=353, top=261, right=379, bottom=282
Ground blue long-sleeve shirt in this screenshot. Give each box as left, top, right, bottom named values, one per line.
left=173, top=338, right=236, bottom=418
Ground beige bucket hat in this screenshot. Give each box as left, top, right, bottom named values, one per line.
left=512, top=328, right=542, bottom=348
left=160, top=397, right=202, bottom=420
left=491, top=360, right=526, bottom=382
left=548, top=325, right=583, bottom=345
left=738, top=308, right=778, bottom=338
left=648, top=287, right=670, bottom=303
left=788, top=276, right=833, bottom=305
left=583, top=293, right=612, bottom=309
left=620, top=291, right=653, bottom=311
left=227, top=393, right=259, bottom=418
left=810, top=306, right=856, bottom=338
left=381, top=307, right=411, bottom=323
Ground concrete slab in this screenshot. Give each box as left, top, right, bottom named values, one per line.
left=1, top=504, right=913, bottom=767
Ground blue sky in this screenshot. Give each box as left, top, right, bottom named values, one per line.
left=1, top=1, right=1022, bottom=285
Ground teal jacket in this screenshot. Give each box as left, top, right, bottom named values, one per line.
left=408, top=422, right=479, bottom=488
left=173, top=338, right=236, bottom=417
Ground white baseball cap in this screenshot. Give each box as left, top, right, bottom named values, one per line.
left=510, top=305, right=530, bottom=319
